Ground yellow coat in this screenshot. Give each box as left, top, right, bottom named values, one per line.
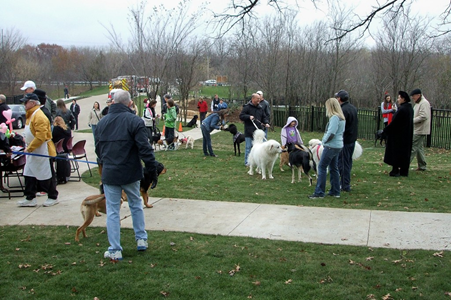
left=25, top=106, right=56, bottom=156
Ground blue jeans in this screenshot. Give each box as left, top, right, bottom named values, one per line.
left=244, top=137, right=253, bottom=166
left=91, top=125, right=97, bottom=143
left=104, top=181, right=147, bottom=252
left=338, top=142, right=355, bottom=192
left=314, top=146, right=342, bottom=197
left=201, top=125, right=214, bottom=156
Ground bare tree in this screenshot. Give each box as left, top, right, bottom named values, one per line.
left=371, top=6, right=433, bottom=102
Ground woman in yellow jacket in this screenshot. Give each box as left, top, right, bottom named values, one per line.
left=17, top=93, right=59, bottom=207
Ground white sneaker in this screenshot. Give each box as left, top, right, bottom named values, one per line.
left=137, top=239, right=148, bottom=251
left=17, top=198, right=37, bottom=207
left=43, top=198, right=59, bottom=207
left=36, top=192, right=47, bottom=197
left=104, top=250, right=123, bottom=260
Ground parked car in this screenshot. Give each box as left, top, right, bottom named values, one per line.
left=204, top=79, right=217, bottom=86
left=9, top=104, right=26, bottom=129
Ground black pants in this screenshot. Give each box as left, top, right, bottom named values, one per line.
left=24, top=159, right=58, bottom=200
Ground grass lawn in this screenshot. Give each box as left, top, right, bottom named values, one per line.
left=84, top=123, right=451, bottom=213
left=1, top=226, right=450, bottom=299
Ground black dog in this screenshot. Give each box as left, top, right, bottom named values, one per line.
left=375, top=129, right=387, bottom=147
left=151, top=128, right=162, bottom=149
left=224, top=124, right=245, bottom=156
left=184, top=115, right=198, bottom=128
left=287, top=143, right=315, bottom=186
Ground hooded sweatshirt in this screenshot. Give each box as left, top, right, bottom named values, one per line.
left=281, top=116, right=303, bottom=146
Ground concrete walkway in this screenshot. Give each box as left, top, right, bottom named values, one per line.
left=1, top=94, right=450, bottom=251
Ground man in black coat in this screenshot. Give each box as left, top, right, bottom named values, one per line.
left=70, top=99, right=81, bottom=130
left=383, top=91, right=414, bottom=177
left=239, top=93, right=270, bottom=166
left=335, top=90, right=358, bottom=192
left=95, top=89, right=158, bottom=261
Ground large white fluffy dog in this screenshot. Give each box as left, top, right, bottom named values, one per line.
left=247, top=129, right=283, bottom=180
left=308, top=139, right=363, bottom=167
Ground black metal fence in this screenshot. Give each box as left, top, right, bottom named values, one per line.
left=272, top=106, right=451, bottom=150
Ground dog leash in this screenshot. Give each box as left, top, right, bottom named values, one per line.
left=12, top=151, right=99, bottom=165
left=251, top=119, right=268, bottom=141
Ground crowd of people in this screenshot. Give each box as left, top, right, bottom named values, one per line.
left=3, top=82, right=431, bottom=260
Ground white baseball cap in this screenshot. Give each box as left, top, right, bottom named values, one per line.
left=256, top=90, right=263, bottom=95
left=20, top=80, right=36, bottom=91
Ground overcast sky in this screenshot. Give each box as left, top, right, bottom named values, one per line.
left=1, top=0, right=447, bottom=48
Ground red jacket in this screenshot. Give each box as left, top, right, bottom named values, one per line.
left=197, top=100, right=208, bottom=113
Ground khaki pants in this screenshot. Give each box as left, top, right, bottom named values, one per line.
left=410, top=134, right=427, bottom=170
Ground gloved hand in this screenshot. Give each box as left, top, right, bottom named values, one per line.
left=148, top=168, right=158, bottom=189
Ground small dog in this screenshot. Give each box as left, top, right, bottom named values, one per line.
left=279, top=145, right=289, bottom=171
left=179, top=136, right=195, bottom=149
left=309, top=138, right=363, bottom=166
left=286, top=143, right=315, bottom=186
left=224, top=123, right=245, bottom=156
left=75, top=162, right=166, bottom=242
left=374, top=130, right=387, bottom=147
left=152, top=130, right=162, bottom=150
left=308, top=139, right=323, bottom=172
left=184, top=115, right=198, bottom=128
left=247, top=129, right=283, bottom=180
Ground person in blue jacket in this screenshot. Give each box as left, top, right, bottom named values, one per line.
left=201, top=109, right=228, bottom=157
left=309, top=98, right=346, bottom=199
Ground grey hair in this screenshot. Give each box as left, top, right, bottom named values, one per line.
left=0, top=94, right=6, bottom=102
left=113, top=90, right=131, bottom=105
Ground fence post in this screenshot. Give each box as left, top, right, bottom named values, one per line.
left=310, top=105, right=314, bottom=132
left=427, top=106, right=433, bottom=147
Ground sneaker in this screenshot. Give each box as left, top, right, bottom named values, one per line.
left=327, top=194, right=341, bottom=198
left=104, top=250, right=123, bottom=261
left=308, top=194, right=324, bottom=199
left=36, top=192, right=47, bottom=197
left=17, top=198, right=37, bottom=207
left=210, top=154, right=218, bottom=157
left=137, top=239, right=148, bottom=251
left=43, top=198, right=59, bottom=207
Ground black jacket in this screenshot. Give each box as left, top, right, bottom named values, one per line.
left=383, top=102, right=414, bottom=168
left=239, top=101, right=269, bottom=138
left=340, top=101, right=358, bottom=144
left=70, top=103, right=80, bottom=116
left=0, top=102, right=10, bottom=124
left=95, top=103, right=156, bottom=185
left=52, top=125, right=72, bottom=153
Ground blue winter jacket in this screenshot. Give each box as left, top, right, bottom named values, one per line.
left=202, top=113, right=221, bottom=132
left=95, top=103, right=156, bottom=185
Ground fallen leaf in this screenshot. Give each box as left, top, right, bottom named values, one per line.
left=169, top=242, right=176, bottom=246
left=433, top=251, right=444, bottom=258
left=395, top=288, right=402, bottom=292
left=190, top=236, right=194, bottom=241
left=366, top=257, right=374, bottom=261
left=321, top=262, right=326, bottom=266
left=65, top=242, right=71, bottom=245
left=285, top=279, right=292, bottom=284
left=228, top=270, right=235, bottom=276
left=252, top=281, right=261, bottom=286
left=366, top=294, right=376, bottom=300
left=160, top=291, right=169, bottom=297
left=382, top=293, right=393, bottom=300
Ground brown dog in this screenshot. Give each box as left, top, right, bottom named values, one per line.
left=279, top=145, right=289, bottom=171
left=75, top=194, right=107, bottom=242
left=75, top=162, right=166, bottom=241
